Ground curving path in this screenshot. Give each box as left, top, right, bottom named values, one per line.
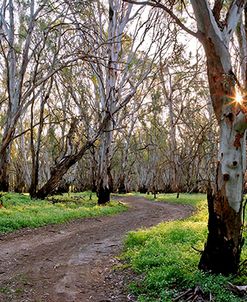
left=0, top=196, right=193, bottom=302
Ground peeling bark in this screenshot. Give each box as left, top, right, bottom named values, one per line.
left=199, top=46, right=246, bottom=273
left=190, top=0, right=247, bottom=274
left=199, top=186, right=243, bottom=274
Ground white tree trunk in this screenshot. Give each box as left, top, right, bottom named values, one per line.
left=190, top=0, right=247, bottom=274
left=97, top=0, right=133, bottom=204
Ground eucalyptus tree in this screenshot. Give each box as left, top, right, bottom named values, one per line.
left=0, top=0, right=86, bottom=192
left=93, top=0, right=135, bottom=204
left=0, top=0, right=43, bottom=191
left=187, top=0, right=247, bottom=275
left=159, top=47, right=215, bottom=193
left=85, top=1, right=170, bottom=204
left=126, top=0, right=247, bottom=274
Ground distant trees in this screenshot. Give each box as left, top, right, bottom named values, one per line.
left=0, top=0, right=93, bottom=194
left=0, top=0, right=44, bottom=191
left=0, top=0, right=218, bottom=209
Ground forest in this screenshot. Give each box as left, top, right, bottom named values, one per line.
left=1, top=0, right=247, bottom=302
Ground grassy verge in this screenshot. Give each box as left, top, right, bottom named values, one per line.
left=124, top=193, right=247, bottom=302
left=0, top=192, right=127, bottom=234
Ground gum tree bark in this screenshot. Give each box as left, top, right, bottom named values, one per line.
left=191, top=0, right=247, bottom=274
left=96, top=0, right=133, bottom=204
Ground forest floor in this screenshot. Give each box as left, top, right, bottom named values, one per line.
left=0, top=195, right=193, bottom=302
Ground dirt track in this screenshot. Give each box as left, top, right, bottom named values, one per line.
left=0, top=196, right=193, bottom=302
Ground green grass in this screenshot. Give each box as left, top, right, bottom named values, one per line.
left=0, top=191, right=127, bottom=233
left=124, top=193, right=247, bottom=302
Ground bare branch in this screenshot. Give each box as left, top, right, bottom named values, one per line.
left=224, top=0, right=247, bottom=43
left=123, top=0, right=199, bottom=38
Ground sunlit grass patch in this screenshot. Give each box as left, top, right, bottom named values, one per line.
left=0, top=192, right=127, bottom=234
left=145, top=192, right=206, bottom=206
left=124, top=193, right=247, bottom=302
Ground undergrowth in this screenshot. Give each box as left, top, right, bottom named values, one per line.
left=0, top=191, right=127, bottom=233
left=124, top=193, right=247, bottom=302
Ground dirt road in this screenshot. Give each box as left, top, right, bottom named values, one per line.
left=0, top=196, right=193, bottom=302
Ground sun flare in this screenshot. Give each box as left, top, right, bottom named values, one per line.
left=235, top=89, right=243, bottom=105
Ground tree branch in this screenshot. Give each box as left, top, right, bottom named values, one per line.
left=213, top=0, right=224, bottom=23
left=123, top=0, right=199, bottom=38
left=224, top=0, right=247, bottom=43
